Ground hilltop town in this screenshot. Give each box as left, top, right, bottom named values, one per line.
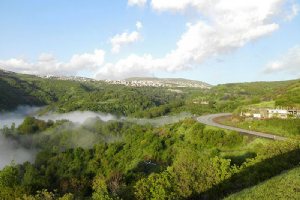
left=37, top=73, right=212, bottom=88
left=105, top=77, right=211, bottom=88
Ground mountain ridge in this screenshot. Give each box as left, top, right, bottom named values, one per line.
left=123, top=77, right=212, bottom=88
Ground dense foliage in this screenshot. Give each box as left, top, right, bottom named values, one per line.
left=1, top=70, right=300, bottom=199
left=1, top=70, right=299, bottom=117
left=220, top=116, right=300, bottom=138
left=0, top=70, right=184, bottom=116
left=17, top=116, right=54, bottom=134
left=1, top=117, right=299, bottom=199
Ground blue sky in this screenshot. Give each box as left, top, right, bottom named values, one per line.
left=0, top=0, right=299, bottom=84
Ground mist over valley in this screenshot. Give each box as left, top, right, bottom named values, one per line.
left=0, top=0, right=300, bottom=198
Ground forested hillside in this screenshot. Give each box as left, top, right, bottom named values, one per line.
left=210, top=80, right=300, bottom=108
left=1, top=70, right=300, bottom=199
left=1, top=70, right=299, bottom=117
left=1, top=117, right=300, bottom=199
left=0, top=70, right=184, bottom=116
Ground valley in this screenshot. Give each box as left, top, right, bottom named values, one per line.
left=0, top=70, right=299, bottom=199
left=1, top=1, right=300, bottom=199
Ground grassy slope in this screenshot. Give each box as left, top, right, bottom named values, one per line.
left=275, top=80, right=300, bottom=107
left=183, top=79, right=299, bottom=115
left=219, top=117, right=300, bottom=138
left=212, top=79, right=300, bottom=107
left=225, top=166, right=300, bottom=200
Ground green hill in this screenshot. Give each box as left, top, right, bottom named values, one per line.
left=125, top=77, right=212, bottom=88
left=0, top=69, right=185, bottom=116
left=226, top=166, right=300, bottom=200
left=1, top=69, right=299, bottom=116
left=1, top=69, right=300, bottom=199
left=275, top=80, right=300, bottom=107
left=211, top=79, right=300, bottom=106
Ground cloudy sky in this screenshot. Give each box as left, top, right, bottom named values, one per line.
left=0, top=0, right=299, bottom=84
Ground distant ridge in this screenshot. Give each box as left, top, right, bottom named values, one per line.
left=121, top=77, right=212, bottom=88
left=0, top=68, right=15, bottom=74
left=0, top=69, right=211, bottom=88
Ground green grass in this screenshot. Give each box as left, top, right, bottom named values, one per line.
left=204, top=125, right=273, bottom=166
left=225, top=166, right=300, bottom=200
left=220, top=117, right=300, bottom=138
left=220, top=137, right=271, bottom=166
left=246, top=101, right=275, bottom=108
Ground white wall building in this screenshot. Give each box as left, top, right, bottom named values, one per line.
left=253, top=113, right=262, bottom=119
left=241, top=107, right=300, bottom=119
left=267, top=109, right=288, bottom=119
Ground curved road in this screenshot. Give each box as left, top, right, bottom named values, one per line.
left=197, top=113, right=286, bottom=141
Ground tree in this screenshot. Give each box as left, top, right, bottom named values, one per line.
left=0, top=165, right=26, bottom=199
left=92, top=175, right=113, bottom=200
left=17, top=117, right=52, bottom=134
left=134, top=171, right=176, bottom=200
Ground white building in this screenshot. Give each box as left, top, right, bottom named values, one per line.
left=267, top=109, right=288, bottom=119
left=253, top=113, right=262, bottom=119
left=241, top=107, right=300, bottom=119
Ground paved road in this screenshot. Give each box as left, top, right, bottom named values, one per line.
left=197, top=113, right=286, bottom=141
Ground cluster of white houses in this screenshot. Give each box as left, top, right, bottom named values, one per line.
left=240, top=107, right=300, bottom=119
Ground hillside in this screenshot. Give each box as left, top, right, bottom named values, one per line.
left=0, top=69, right=47, bottom=110
left=124, top=77, right=212, bottom=88
left=1, top=69, right=300, bottom=199
left=226, top=166, right=300, bottom=200
left=210, top=79, right=300, bottom=108
left=0, top=69, right=185, bottom=115
left=275, top=80, right=300, bottom=107
left=1, top=69, right=299, bottom=116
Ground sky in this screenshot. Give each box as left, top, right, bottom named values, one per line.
left=0, top=0, right=299, bottom=84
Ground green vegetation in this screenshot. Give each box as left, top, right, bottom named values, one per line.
left=1, top=70, right=299, bottom=118
left=219, top=116, right=300, bottom=138
left=173, top=79, right=300, bottom=116
left=275, top=81, right=300, bottom=107
left=0, top=70, right=184, bottom=116
left=17, top=116, right=54, bottom=134
left=1, top=117, right=300, bottom=199
left=226, top=166, right=300, bottom=200
left=1, top=70, right=300, bottom=199
left=243, top=101, right=275, bottom=108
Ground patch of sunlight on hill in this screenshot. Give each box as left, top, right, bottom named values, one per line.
left=225, top=166, right=300, bottom=200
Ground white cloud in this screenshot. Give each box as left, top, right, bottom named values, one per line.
left=151, top=0, right=201, bottom=12
left=96, top=54, right=154, bottom=80
left=110, top=31, right=141, bottom=53
left=110, top=22, right=143, bottom=53
left=286, top=3, right=299, bottom=20
left=128, top=0, right=147, bottom=7
left=2, top=1, right=298, bottom=79
left=136, top=21, right=143, bottom=30
left=68, top=49, right=105, bottom=70
left=264, top=46, right=300, bottom=75
left=0, top=49, right=105, bottom=76
left=97, top=0, right=294, bottom=79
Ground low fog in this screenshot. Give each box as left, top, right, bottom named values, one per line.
left=125, top=112, right=192, bottom=126
left=0, top=132, right=36, bottom=169
left=0, top=106, right=41, bottom=128
left=0, top=106, right=191, bottom=169
left=30, top=120, right=121, bottom=150
left=37, top=111, right=117, bottom=124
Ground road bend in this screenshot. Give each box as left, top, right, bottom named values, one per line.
left=197, top=113, right=286, bottom=141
